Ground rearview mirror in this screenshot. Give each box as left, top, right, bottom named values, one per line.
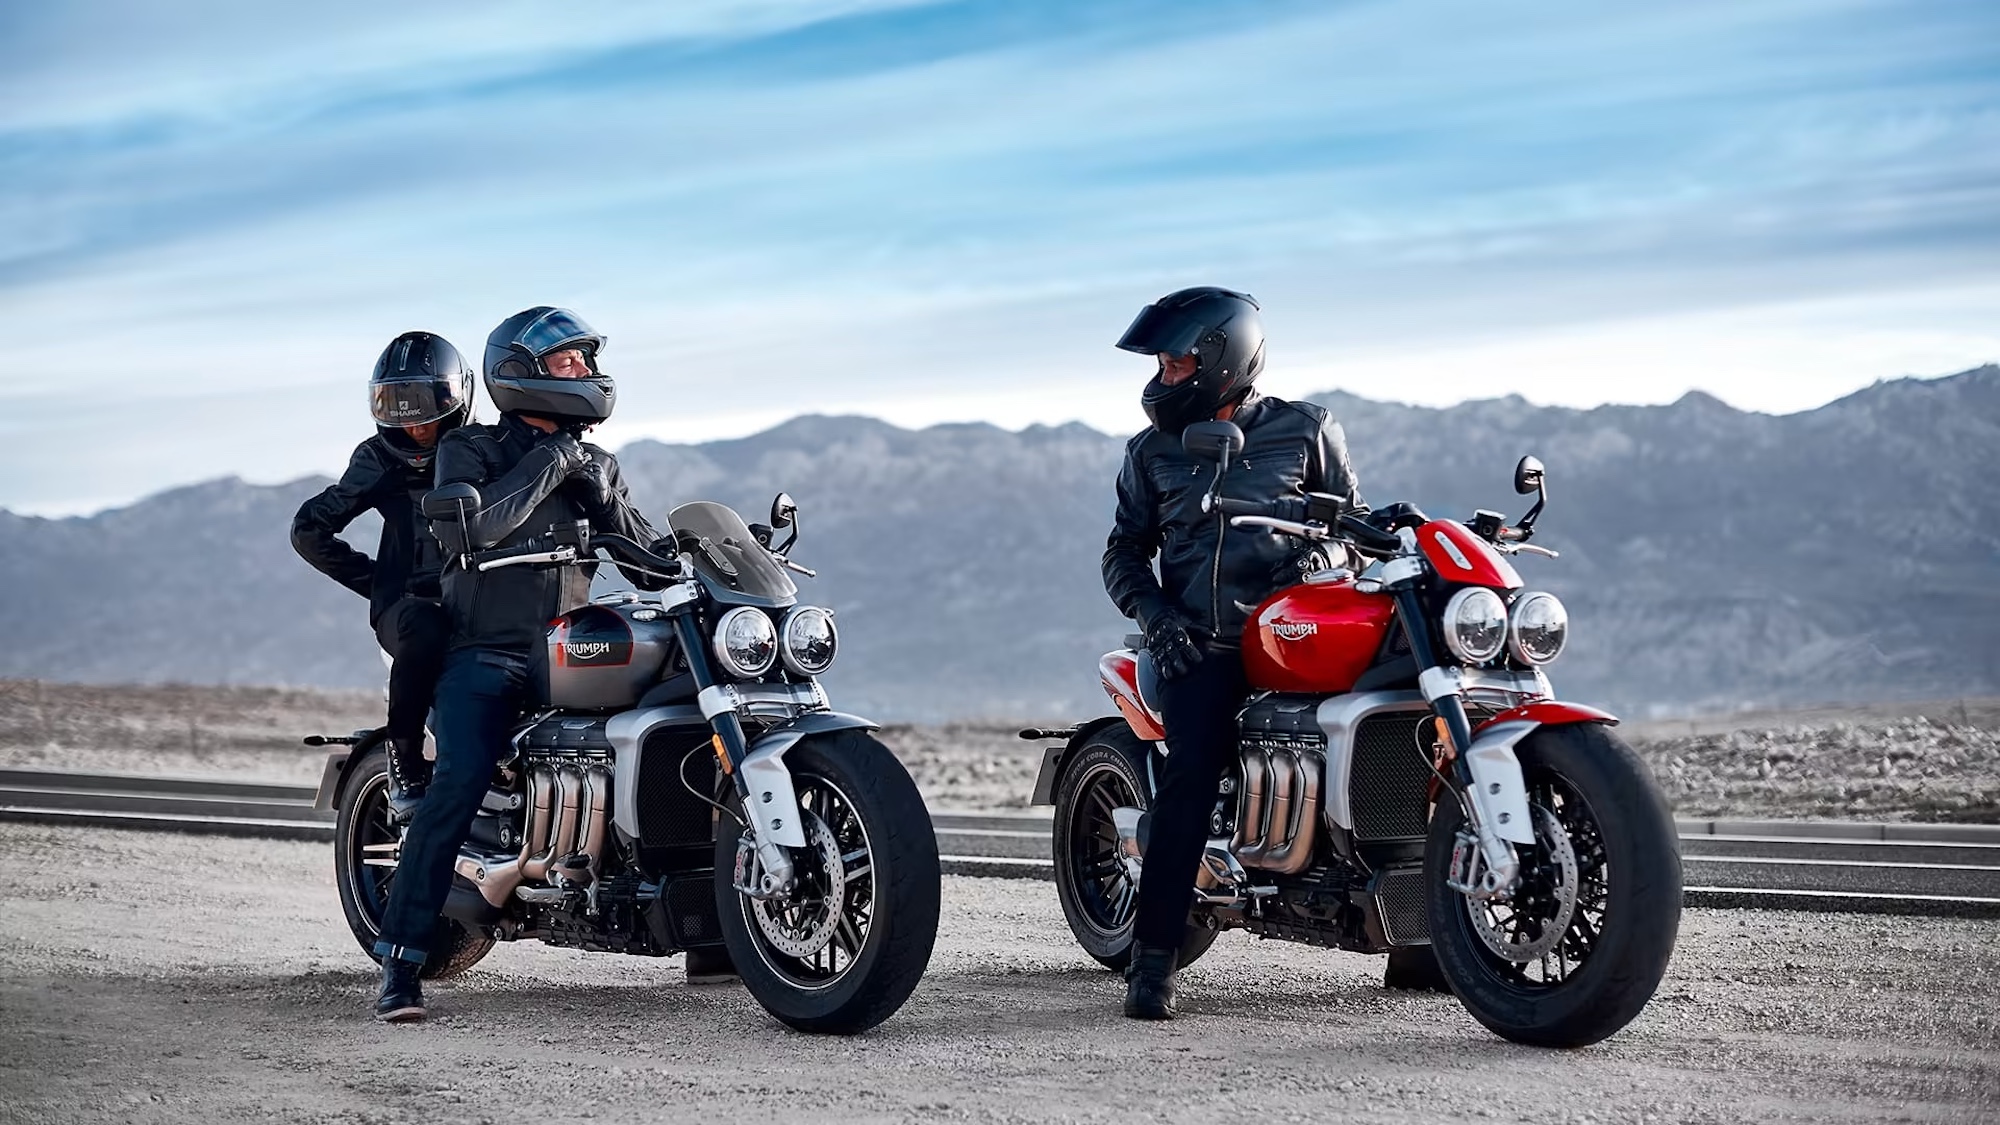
left=422, top=482, right=483, bottom=521
left=770, top=492, right=797, bottom=529
left=1513, top=455, right=1545, bottom=496
left=1181, top=420, right=1245, bottom=464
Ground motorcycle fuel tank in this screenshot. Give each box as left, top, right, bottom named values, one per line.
left=534, top=600, right=679, bottom=711
left=1242, top=578, right=1395, bottom=694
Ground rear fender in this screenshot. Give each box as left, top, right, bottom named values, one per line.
left=1028, top=715, right=1127, bottom=806
left=311, top=728, right=389, bottom=810
left=739, top=711, right=879, bottom=849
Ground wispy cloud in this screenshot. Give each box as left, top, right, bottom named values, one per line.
left=2, top=0, right=1996, bottom=511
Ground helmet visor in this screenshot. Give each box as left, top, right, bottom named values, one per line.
left=370, top=374, right=469, bottom=427
left=1115, top=302, right=1208, bottom=358
left=512, top=308, right=603, bottom=359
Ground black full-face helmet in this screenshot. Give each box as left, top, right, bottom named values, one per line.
left=483, top=306, right=614, bottom=428
left=1116, top=287, right=1265, bottom=435
left=369, top=331, right=474, bottom=468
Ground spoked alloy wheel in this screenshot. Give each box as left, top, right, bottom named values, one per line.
left=331, top=747, right=493, bottom=980
left=1050, top=724, right=1217, bottom=971
left=715, top=730, right=940, bottom=1034
left=739, top=777, right=876, bottom=989
left=1425, top=723, right=1680, bottom=1047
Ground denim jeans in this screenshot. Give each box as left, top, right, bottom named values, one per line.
left=374, top=647, right=527, bottom=963
left=1133, top=646, right=1248, bottom=950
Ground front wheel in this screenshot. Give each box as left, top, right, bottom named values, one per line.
left=714, top=730, right=941, bottom=1034
left=1050, top=723, right=1218, bottom=972
left=332, top=747, right=493, bottom=980
left=1425, top=722, right=1681, bottom=1047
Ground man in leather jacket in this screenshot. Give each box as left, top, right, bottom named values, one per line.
left=1101, top=287, right=1364, bottom=1020
left=292, top=331, right=473, bottom=819
left=370, top=307, right=718, bottom=1020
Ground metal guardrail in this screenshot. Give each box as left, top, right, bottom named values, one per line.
left=4, top=767, right=1997, bottom=917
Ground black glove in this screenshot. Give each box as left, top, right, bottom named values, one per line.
left=538, top=429, right=591, bottom=475
left=563, top=456, right=615, bottom=517
left=1141, top=605, right=1205, bottom=681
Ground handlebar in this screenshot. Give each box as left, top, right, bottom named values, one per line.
left=469, top=532, right=685, bottom=579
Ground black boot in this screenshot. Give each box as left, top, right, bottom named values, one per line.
left=684, top=945, right=739, bottom=986
left=1123, top=943, right=1178, bottom=1020
left=385, top=737, right=429, bottom=824
left=374, top=957, right=426, bottom=1022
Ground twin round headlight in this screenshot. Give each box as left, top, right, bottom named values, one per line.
left=712, top=605, right=838, bottom=678
left=1442, top=588, right=1567, bottom=666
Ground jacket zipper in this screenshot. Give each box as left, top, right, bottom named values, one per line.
left=1210, top=459, right=1226, bottom=638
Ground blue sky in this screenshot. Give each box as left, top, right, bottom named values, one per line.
left=3, top=0, right=1997, bottom=513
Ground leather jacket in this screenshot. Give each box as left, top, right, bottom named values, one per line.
left=1103, top=394, right=1365, bottom=647
left=292, top=437, right=446, bottom=626
left=432, top=414, right=663, bottom=653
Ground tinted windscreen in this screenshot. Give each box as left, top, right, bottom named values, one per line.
left=370, top=375, right=469, bottom=426
left=1114, top=302, right=1206, bottom=357
left=668, top=502, right=796, bottom=603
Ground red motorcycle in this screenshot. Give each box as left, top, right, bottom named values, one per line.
left=1029, top=422, right=1681, bottom=1047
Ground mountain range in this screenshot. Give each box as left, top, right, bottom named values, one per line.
left=2, top=366, right=1994, bottom=721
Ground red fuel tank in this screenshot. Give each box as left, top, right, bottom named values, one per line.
left=1242, top=578, right=1396, bottom=694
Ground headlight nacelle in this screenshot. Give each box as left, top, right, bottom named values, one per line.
left=713, top=606, right=778, bottom=678
left=1508, top=591, right=1568, bottom=665
left=780, top=606, right=838, bottom=676
left=1442, top=587, right=1509, bottom=664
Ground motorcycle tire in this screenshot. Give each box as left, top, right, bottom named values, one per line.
left=1051, top=722, right=1218, bottom=973
left=714, top=729, right=941, bottom=1035
left=333, top=746, right=494, bottom=981
left=1424, top=722, right=1681, bottom=1048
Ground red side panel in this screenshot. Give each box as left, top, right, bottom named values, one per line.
left=1098, top=650, right=1166, bottom=741
left=1476, top=700, right=1620, bottom=733
left=1419, top=520, right=1522, bottom=590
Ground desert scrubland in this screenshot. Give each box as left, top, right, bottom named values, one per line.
left=1, top=680, right=1995, bottom=821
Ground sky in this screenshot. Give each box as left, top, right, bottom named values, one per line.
left=2, top=0, right=1997, bottom=514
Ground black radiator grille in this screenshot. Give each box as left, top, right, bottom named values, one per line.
left=1374, top=865, right=1431, bottom=945
left=1349, top=711, right=1433, bottom=841
left=637, top=727, right=717, bottom=847
left=665, top=874, right=722, bottom=946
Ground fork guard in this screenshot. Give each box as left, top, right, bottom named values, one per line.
left=1459, top=703, right=1621, bottom=884
left=739, top=711, right=881, bottom=849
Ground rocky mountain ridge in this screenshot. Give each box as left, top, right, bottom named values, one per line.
left=2, top=366, right=1993, bottom=720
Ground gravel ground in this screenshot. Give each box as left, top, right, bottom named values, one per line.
left=4, top=681, right=1997, bottom=821
left=0, top=822, right=1994, bottom=1125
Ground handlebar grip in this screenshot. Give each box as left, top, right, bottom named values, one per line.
left=1338, top=513, right=1403, bottom=553
left=1213, top=496, right=1274, bottom=518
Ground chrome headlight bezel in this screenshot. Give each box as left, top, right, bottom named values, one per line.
left=1442, top=587, right=1509, bottom=665
left=712, top=606, right=778, bottom=678
left=1508, top=590, right=1569, bottom=665
left=779, top=605, right=838, bottom=676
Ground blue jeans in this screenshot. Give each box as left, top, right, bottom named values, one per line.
left=374, top=647, right=527, bottom=963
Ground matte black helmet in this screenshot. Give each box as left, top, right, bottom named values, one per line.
left=483, top=307, right=615, bottom=427
left=369, top=331, right=474, bottom=469
left=1116, top=287, right=1265, bottom=435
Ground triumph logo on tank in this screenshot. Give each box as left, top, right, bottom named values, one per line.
left=564, top=641, right=616, bottom=662
left=1271, top=621, right=1318, bottom=641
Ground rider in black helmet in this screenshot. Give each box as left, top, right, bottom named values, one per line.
left=292, top=331, right=472, bottom=820
left=369, top=308, right=732, bottom=1021
left=1102, top=287, right=1366, bottom=1020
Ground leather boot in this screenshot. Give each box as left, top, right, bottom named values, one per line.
left=374, top=957, right=426, bottom=1022
left=1123, top=943, right=1178, bottom=1020
left=385, top=737, right=429, bottom=824
left=684, top=945, right=739, bottom=986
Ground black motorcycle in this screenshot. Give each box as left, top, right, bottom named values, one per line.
left=312, top=492, right=941, bottom=1034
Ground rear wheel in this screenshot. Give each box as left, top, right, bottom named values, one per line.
left=1051, top=722, right=1218, bottom=972
left=1425, top=723, right=1681, bottom=1047
left=332, top=747, right=493, bottom=980
left=714, top=730, right=941, bottom=1034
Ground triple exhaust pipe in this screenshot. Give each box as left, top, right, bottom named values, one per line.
left=456, top=764, right=611, bottom=908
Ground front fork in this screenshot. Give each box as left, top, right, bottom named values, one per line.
left=1392, top=585, right=1535, bottom=900
left=668, top=597, right=803, bottom=898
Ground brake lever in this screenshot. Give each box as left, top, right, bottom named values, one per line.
left=1497, top=542, right=1560, bottom=559
left=477, top=547, right=579, bottom=572
left=778, top=556, right=817, bottom=578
